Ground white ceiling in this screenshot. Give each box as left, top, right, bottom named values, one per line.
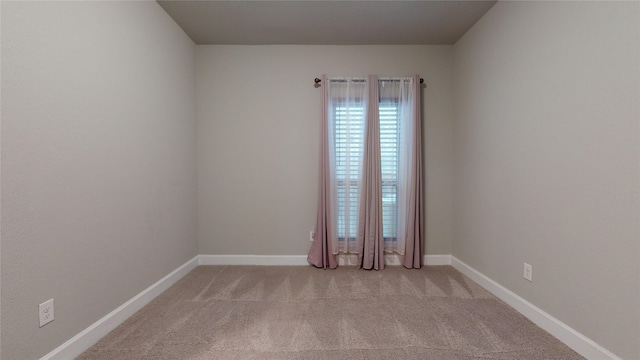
left=157, top=0, right=497, bottom=45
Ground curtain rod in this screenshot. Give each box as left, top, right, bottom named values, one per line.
left=314, top=77, right=424, bottom=85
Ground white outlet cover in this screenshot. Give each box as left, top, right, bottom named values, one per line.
left=39, top=299, right=54, bottom=327
left=524, top=263, right=533, bottom=282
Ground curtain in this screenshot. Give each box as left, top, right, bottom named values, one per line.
left=308, top=76, right=367, bottom=268
left=380, top=75, right=423, bottom=268
left=399, top=76, right=423, bottom=268
left=358, top=75, right=384, bottom=270
left=329, top=79, right=368, bottom=254
left=308, top=74, right=422, bottom=270
left=307, top=75, right=337, bottom=269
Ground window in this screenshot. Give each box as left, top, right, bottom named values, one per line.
left=334, top=101, right=399, bottom=242
left=309, top=75, right=422, bottom=269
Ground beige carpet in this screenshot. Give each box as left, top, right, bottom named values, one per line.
left=78, top=266, right=583, bottom=359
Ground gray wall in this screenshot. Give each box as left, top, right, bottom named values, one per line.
left=3, top=1, right=637, bottom=359
left=1, top=2, right=197, bottom=359
left=196, top=45, right=454, bottom=256
left=452, top=2, right=639, bottom=359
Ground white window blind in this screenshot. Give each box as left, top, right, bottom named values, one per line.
left=334, top=105, right=364, bottom=240
left=334, top=102, right=399, bottom=241
left=379, top=102, right=399, bottom=241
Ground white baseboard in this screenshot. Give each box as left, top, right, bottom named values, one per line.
left=39, top=256, right=199, bottom=360
left=450, top=256, right=621, bottom=360
left=198, top=254, right=309, bottom=265
left=198, top=254, right=451, bottom=267
left=424, top=254, right=451, bottom=266
left=40, top=253, right=617, bottom=360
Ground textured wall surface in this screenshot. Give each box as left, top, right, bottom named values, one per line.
left=196, top=45, right=454, bottom=257
left=453, top=2, right=640, bottom=359
left=1, top=2, right=197, bottom=359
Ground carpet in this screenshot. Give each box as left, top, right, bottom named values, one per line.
left=78, top=265, right=583, bottom=359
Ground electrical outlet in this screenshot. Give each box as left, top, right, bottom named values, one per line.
left=39, top=299, right=54, bottom=327
left=309, top=230, right=315, bottom=242
left=524, top=263, right=533, bottom=282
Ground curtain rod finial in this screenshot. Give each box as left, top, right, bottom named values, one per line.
left=314, top=78, right=321, bottom=84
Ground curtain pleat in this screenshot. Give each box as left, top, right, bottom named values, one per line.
left=308, top=74, right=337, bottom=269
left=357, top=75, right=384, bottom=270
left=403, top=75, right=423, bottom=269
